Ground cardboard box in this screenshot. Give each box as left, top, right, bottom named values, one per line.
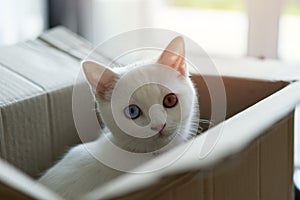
left=0, top=27, right=299, bottom=199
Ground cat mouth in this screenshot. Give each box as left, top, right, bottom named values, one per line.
left=158, top=124, right=166, bottom=138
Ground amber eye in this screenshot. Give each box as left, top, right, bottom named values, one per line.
left=163, top=93, right=178, bottom=108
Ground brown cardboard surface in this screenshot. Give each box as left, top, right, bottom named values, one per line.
left=0, top=27, right=298, bottom=200
left=48, top=87, right=80, bottom=160
left=259, top=116, right=294, bottom=200
left=212, top=143, right=259, bottom=200
left=191, top=75, right=289, bottom=122
left=0, top=66, right=52, bottom=177
left=0, top=160, right=62, bottom=200
left=0, top=110, right=4, bottom=158
left=38, top=26, right=93, bottom=60
left=192, top=56, right=300, bottom=81
left=90, top=115, right=292, bottom=200
left=0, top=66, right=44, bottom=106
left=0, top=182, right=33, bottom=200
left=1, top=95, right=52, bottom=178
left=38, top=26, right=113, bottom=63
left=85, top=80, right=300, bottom=199
left=0, top=43, right=79, bottom=91
left=0, top=28, right=88, bottom=175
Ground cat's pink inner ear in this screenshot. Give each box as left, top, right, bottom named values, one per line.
left=158, top=36, right=186, bottom=76
left=82, top=60, right=117, bottom=97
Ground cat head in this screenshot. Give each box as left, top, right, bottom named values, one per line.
left=82, top=37, right=198, bottom=153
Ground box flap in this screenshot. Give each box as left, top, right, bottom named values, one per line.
left=205, top=57, right=300, bottom=82
left=0, top=160, right=63, bottom=200
left=85, top=81, right=300, bottom=199
left=0, top=43, right=79, bottom=91
left=38, top=26, right=114, bottom=64
left=0, top=66, right=52, bottom=176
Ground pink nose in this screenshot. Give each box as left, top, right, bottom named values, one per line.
left=151, top=123, right=166, bottom=132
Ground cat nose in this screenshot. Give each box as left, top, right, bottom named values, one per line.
left=151, top=123, right=166, bottom=132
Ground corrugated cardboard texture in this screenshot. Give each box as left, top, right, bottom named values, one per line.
left=0, top=27, right=297, bottom=200
left=86, top=82, right=300, bottom=200
left=0, top=27, right=92, bottom=177
left=0, top=66, right=51, bottom=176
left=259, top=115, right=294, bottom=200
left=191, top=75, right=288, bottom=122
left=1, top=95, right=52, bottom=178
left=38, top=26, right=114, bottom=63
left=109, top=116, right=293, bottom=200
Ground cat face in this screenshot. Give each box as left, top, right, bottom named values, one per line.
left=83, top=37, right=197, bottom=153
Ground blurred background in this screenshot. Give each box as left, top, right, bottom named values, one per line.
left=0, top=0, right=299, bottom=198
left=1, top=0, right=300, bottom=61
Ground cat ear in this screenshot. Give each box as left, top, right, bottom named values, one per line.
left=82, top=60, right=117, bottom=98
left=158, top=36, right=186, bottom=76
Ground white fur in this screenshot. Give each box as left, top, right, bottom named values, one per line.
left=38, top=138, right=122, bottom=199
left=39, top=37, right=199, bottom=199
left=98, top=64, right=199, bottom=153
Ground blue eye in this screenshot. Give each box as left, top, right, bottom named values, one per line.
left=124, top=104, right=141, bottom=119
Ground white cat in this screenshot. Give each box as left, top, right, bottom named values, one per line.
left=39, top=36, right=199, bottom=199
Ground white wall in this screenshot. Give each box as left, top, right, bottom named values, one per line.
left=79, top=0, right=159, bottom=44
left=0, top=0, right=47, bottom=46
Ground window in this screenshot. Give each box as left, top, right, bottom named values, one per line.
left=153, top=0, right=247, bottom=57
left=279, top=0, right=300, bottom=61
left=0, top=0, right=47, bottom=46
